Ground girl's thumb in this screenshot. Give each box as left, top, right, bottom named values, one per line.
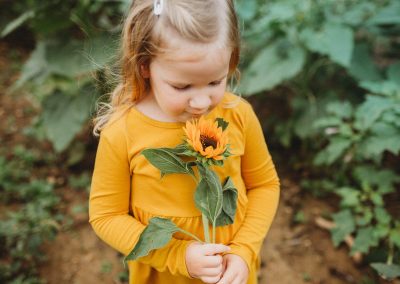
left=203, top=244, right=231, bottom=256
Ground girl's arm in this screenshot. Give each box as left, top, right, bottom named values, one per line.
left=89, top=127, right=193, bottom=277
left=227, top=103, right=280, bottom=271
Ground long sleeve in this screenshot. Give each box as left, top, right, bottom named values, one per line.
left=89, top=127, right=192, bottom=277
left=227, top=104, right=280, bottom=270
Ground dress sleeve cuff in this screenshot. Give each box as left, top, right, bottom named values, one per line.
left=177, top=240, right=196, bottom=279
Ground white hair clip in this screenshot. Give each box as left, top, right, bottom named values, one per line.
left=154, top=0, right=163, bottom=16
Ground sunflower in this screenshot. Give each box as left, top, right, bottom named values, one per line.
left=183, top=117, right=229, bottom=162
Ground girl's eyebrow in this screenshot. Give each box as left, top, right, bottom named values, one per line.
left=167, top=74, right=228, bottom=85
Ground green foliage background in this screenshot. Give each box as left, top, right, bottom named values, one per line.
left=1, top=0, right=399, bottom=282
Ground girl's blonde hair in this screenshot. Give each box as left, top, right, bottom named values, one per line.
left=93, top=0, right=241, bottom=135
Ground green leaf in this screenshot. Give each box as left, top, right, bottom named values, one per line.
left=374, top=224, right=390, bottom=239
left=42, top=87, right=95, bottom=152
left=326, top=101, right=353, bottom=119
left=374, top=207, right=391, bottom=225
left=83, top=33, right=119, bottom=70
left=359, top=80, right=400, bottom=97
left=125, top=217, right=179, bottom=261
left=351, top=226, right=378, bottom=254
left=12, top=41, right=49, bottom=90
left=240, top=40, right=305, bottom=95
left=330, top=210, right=355, bottom=246
left=1, top=10, right=35, bottom=38
left=336, top=187, right=360, bottom=208
left=356, top=209, right=373, bottom=227
left=46, top=40, right=91, bottom=77
left=348, top=43, right=382, bottom=82
left=387, top=62, right=400, bottom=87
left=166, top=143, right=193, bottom=157
left=368, top=1, right=400, bottom=25
left=195, top=166, right=223, bottom=225
left=292, top=95, right=333, bottom=139
left=370, top=263, right=400, bottom=280
left=142, top=148, right=194, bottom=178
left=314, top=137, right=352, bottom=165
left=390, top=226, right=400, bottom=249
left=339, top=2, right=376, bottom=26
left=370, top=191, right=384, bottom=206
left=267, top=2, right=296, bottom=22
left=353, top=166, right=399, bottom=194
left=354, top=96, right=394, bottom=131
left=215, top=118, right=229, bottom=131
left=235, top=0, right=257, bottom=21
left=382, top=111, right=400, bottom=128
left=215, top=177, right=238, bottom=226
left=301, top=23, right=354, bottom=67
left=44, top=35, right=116, bottom=79
left=313, top=117, right=342, bottom=129
left=359, top=122, right=400, bottom=158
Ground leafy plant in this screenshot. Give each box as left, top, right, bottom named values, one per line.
left=234, top=0, right=400, bottom=279
left=0, top=149, right=61, bottom=282
left=1, top=0, right=128, bottom=152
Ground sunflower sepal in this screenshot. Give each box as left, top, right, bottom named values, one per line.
left=215, top=117, right=229, bottom=131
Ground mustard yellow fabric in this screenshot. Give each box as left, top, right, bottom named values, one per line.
left=89, top=92, right=280, bottom=284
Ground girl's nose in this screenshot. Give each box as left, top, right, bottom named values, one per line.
left=189, top=93, right=211, bottom=110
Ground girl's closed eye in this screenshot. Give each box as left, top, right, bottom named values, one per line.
left=171, top=81, right=221, bottom=91
left=172, top=85, right=191, bottom=91
left=209, top=80, right=222, bottom=86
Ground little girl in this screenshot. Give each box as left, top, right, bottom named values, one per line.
left=89, top=0, right=280, bottom=283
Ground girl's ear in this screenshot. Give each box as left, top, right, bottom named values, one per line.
left=141, top=64, right=150, bottom=78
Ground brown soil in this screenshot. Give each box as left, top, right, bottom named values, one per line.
left=37, top=179, right=400, bottom=284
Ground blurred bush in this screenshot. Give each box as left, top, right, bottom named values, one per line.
left=234, top=0, right=400, bottom=278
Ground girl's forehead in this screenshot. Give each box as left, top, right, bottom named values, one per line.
left=157, top=27, right=230, bottom=63
left=151, top=44, right=230, bottom=83
left=160, top=42, right=230, bottom=63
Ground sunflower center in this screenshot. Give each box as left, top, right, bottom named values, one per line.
left=200, top=135, right=217, bottom=150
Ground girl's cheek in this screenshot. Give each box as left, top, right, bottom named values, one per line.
left=170, top=97, right=188, bottom=112
left=215, top=86, right=226, bottom=102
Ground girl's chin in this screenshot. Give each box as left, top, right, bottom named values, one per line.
left=172, top=111, right=209, bottom=122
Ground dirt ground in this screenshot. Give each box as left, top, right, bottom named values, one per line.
left=36, top=178, right=399, bottom=284
left=1, top=42, right=399, bottom=284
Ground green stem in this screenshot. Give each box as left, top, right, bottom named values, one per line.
left=178, top=229, right=203, bottom=243
left=202, top=213, right=210, bottom=243
left=212, top=222, right=216, bottom=244
left=387, top=240, right=394, bottom=265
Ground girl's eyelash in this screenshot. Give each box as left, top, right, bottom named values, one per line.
left=172, top=80, right=222, bottom=91
left=209, top=80, right=222, bottom=86
left=173, top=85, right=190, bottom=91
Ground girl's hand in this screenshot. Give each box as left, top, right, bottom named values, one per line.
left=217, top=254, right=249, bottom=284
left=185, top=242, right=230, bottom=283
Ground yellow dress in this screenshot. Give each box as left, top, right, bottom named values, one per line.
left=89, top=92, right=280, bottom=284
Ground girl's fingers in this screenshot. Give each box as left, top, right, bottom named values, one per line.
left=201, top=275, right=222, bottom=284
left=201, top=265, right=223, bottom=277
left=202, top=243, right=231, bottom=256
left=203, top=255, right=223, bottom=267
left=216, top=267, right=235, bottom=284
left=222, top=255, right=227, bottom=272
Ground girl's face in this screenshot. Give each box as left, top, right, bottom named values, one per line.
left=145, top=38, right=231, bottom=123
